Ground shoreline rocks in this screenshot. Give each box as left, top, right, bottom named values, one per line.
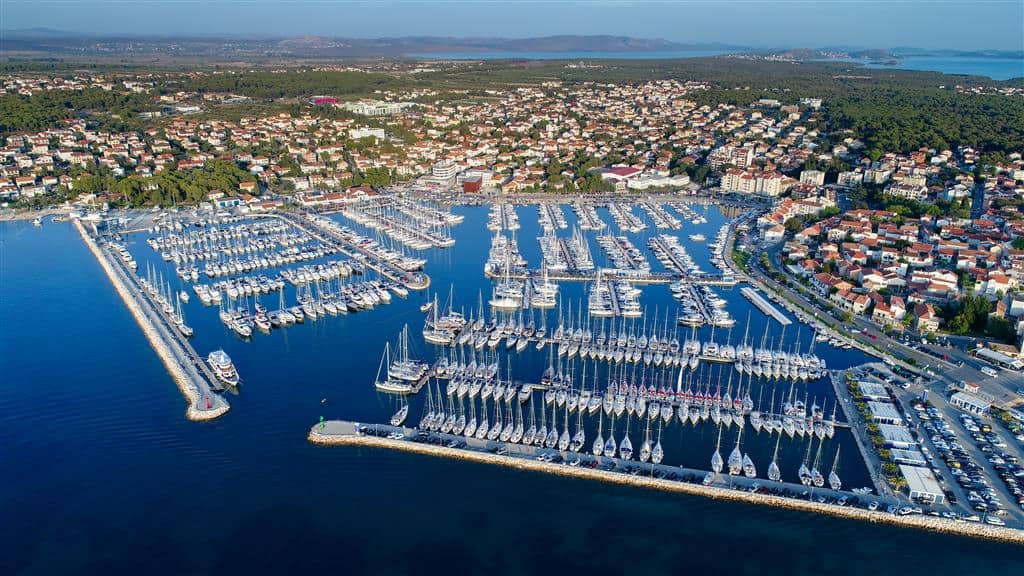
left=309, top=427, right=1024, bottom=546
left=75, top=219, right=229, bottom=422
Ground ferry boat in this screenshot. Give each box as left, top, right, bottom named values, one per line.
left=208, top=349, right=239, bottom=386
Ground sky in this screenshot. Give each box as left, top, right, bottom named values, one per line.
left=3, top=0, right=1023, bottom=51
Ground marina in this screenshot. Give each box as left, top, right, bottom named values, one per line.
left=13, top=197, right=1021, bottom=561
left=572, top=202, right=607, bottom=231
left=340, top=196, right=456, bottom=249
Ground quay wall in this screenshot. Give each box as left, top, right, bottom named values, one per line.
left=74, top=219, right=228, bottom=422
left=309, top=427, right=1024, bottom=546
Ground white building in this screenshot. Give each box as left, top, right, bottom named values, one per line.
left=349, top=127, right=386, bottom=140
left=341, top=100, right=415, bottom=116
left=708, top=145, right=755, bottom=170
left=721, top=169, right=790, bottom=197
left=626, top=173, right=691, bottom=190
left=900, top=465, right=945, bottom=504
left=431, top=159, right=458, bottom=180
left=837, top=171, right=863, bottom=188
left=885, top=182, right=928, bottom=201
left=800, top=169, right=825, bottom=186
left=950, top=391, right=990, bottom=415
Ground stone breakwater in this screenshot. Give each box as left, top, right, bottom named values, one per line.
left=75, top=219, right=228, bottom=422
left=309, top=427, right=1024, bottom=546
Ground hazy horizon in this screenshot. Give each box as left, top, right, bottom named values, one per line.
left=3, top=0, right=1023, bottom=52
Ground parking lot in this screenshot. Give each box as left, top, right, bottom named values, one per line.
left=915, top=400, right=1024, bottom=527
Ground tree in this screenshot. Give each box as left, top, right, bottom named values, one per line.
left=546, top=157, right=563, bottom=178
left=784, top=216, right=804, bottom=234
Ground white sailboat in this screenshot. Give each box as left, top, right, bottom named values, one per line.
left=728, top=427, right=744, bottom=476
left=619, top=417, right=633, bottom=460
left=710, top=424, right=724, bottom=475
left=390, top=401, right=409, bottom=427
left=767, top=434, right=782, bottom=482
left=639, top=419, right=652, bottom=463
left=651, top=423, right=664, bottom=465
left=592, top=412, right=605, bottom=457
left=828, top=446, right=842, bottom=491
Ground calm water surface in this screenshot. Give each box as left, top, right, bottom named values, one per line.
left=2, top=205, right=1022, bottom=575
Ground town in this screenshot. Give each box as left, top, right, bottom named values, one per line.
left=4, top=55, right=1024, bottom=546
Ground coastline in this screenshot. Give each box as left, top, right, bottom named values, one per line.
left=74, top=218, right=229, bottom=422
left=309, top=426, right=1024, bottom=546
left=0, top=207, right=69, bottom=222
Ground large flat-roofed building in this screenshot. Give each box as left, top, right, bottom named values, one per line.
left=856, top=381, right=890, bottom=401
left=900, top=465, right=945, bottom=504
left=341, top=100, right=415, bottom=116
left=891, top=448, right=927, bottom=467
left=950, top=391, right=990, bottom=415
left=868, top=401, right=903, bottom=425
left=878, top=424, right=916, bottom=449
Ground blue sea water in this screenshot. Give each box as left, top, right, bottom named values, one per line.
left=411, top=50, right=730, bottom=60
left=414, top=50, right=1023, bottom=80
left=856, top=56, right=1023, bottom=81
left=2, top=205, right=1023, bottom=575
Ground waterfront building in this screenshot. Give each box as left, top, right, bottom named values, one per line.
left=878, top=424, right=916, bottom=449
left=900, top=465, right=946, bottom=504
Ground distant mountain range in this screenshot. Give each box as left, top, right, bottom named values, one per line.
left=1, top=32, right=743, bottom=58
left=1, top=31, right=1019, bottom=61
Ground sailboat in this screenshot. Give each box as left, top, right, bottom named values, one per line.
left=619, top=416, right=633, bottom=460
left=464, top=397, right=478, bottom=438
left=487, top=398, right=502, bottom=441
left=651, top=423, right=664, bottom=465
left=558, top=405, right=571, bottom=451
left=545, top=402, right=559, bottom=448
left=603, top=416, right=617, bottom=458
left=811, top=439, right=825, bottom=487
left=639, top=419, right=652, bottom=463
left=570, top=404, right=586, bottom=453
left=799, top=437, right=814, bottom=486
left=592, top=412, right=605, bottom=457
left=767, top=434, right=782, bottom=482
left=511, top=401, right=524, bottom=444
left=475, top=396, right=489, bottom=440
left=728, top=427, right=744, bottom=476
left=174, top=297, right=194, bottom=337
left=742, top=452, right=757, bottom=478
left=535, top=396, right=548, bottom=447
left=828, top=447, right=842, bottom=491
left=523, top=399, right=536, bottom=445
left=454, top=397, right=467, bottom=435
left=390, top=400, right=409, bottom=427
left=710, top=424, right=724, bottom=475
